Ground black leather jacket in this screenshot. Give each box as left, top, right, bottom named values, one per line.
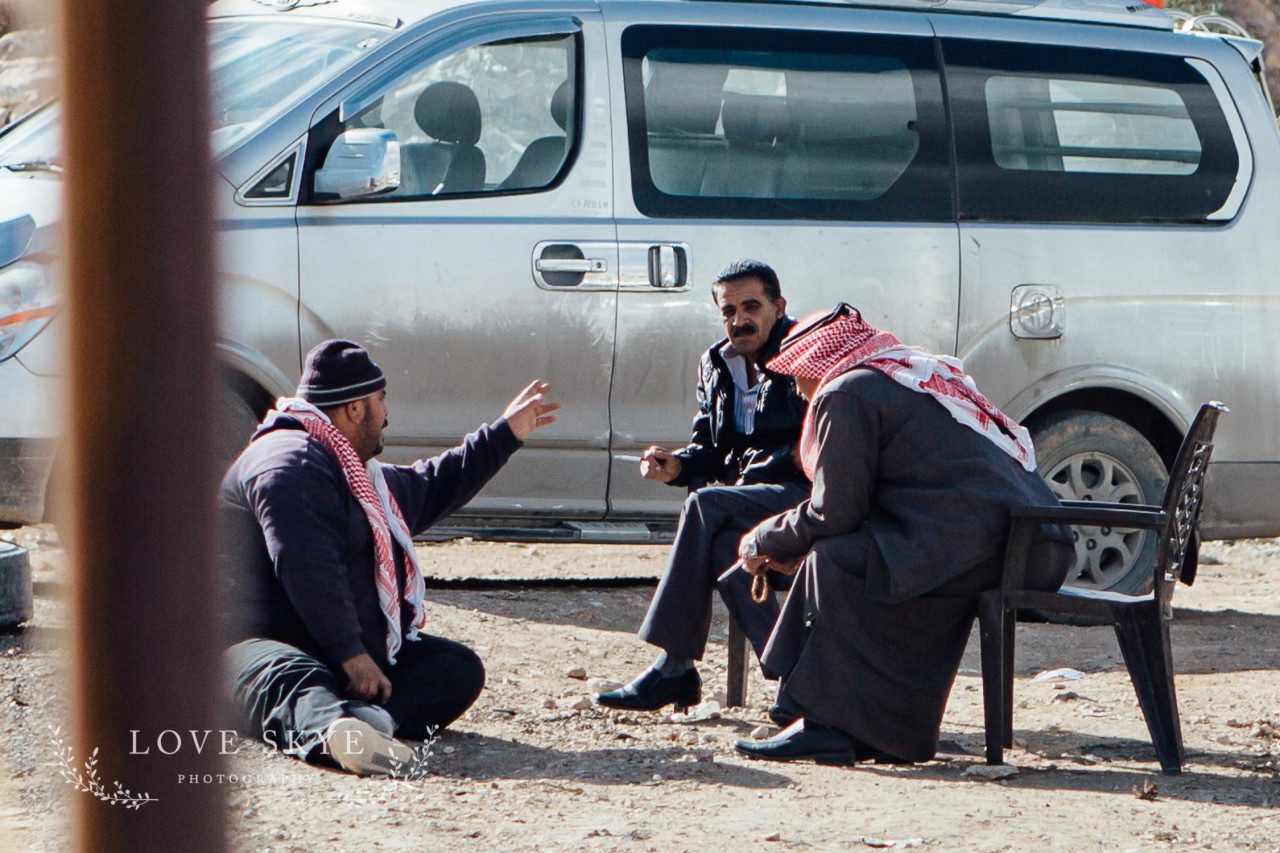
left=671, top=315, right=808, bottom=489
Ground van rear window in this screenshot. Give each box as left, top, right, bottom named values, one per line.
left=945, top=40, right=1241, bottom=223
left=621, top=26, right=951, bottom=222
left=986, top=77, right=1202, bottom=176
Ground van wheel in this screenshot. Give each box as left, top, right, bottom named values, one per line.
left=214, top=379, right=263, bottom=478
left=1032, top=410, right=1168, bottom=595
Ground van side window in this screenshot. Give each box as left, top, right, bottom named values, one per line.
left=316, top=33, right=577, bottom=201
left=945, top=40, right=1241, bottom=223
left=621, top=26, right=951, bottom=222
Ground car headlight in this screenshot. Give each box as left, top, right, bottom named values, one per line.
left=0, top=262, right=56, bottom=362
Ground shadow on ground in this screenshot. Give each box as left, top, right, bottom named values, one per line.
left=441, top=587, right=1280, bottom=678
left=423, top=731, right=792, bottom=789
left=863, top=730, right=1278, bottom=809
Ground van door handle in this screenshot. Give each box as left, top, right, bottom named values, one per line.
left=535, top=258, right=608, bottom=274
left=617, top=242, right=691, bottom=291
left=532, top=241, right=616, bottom=291
left=648, top=244, right=686, bottom=288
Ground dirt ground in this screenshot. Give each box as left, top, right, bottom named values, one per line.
left=1, top=526, right=1278, bottom=851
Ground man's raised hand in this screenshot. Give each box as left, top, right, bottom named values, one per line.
left=503, top=380, right=561, bottom=441
left=640, top=446, right=682, bottom=483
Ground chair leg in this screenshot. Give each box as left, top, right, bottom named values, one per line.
left=1001, top=607, right=1015, bottom=748
left=1112, top=604, right=1184, bottom=774
left=726, top=615, right=750, bottom=708
left=978, top=592, right=1007, bottom=765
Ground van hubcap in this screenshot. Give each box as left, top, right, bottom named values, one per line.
left=1044, top=453, right=1148, bottom=590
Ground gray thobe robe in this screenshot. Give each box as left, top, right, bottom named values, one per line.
left=750, top=368, right=1071, bottom=761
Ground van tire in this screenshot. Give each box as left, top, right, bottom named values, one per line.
left=215, top=380, right=262, bottom=479
left=1031, top=410, right=1169, bottom=595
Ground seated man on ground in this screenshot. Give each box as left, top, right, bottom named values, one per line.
left=219, top=339, right=559, bottom=775
left=732, top=305, right=1073, bottom=765
left=596, top=260, right=808, bottom=717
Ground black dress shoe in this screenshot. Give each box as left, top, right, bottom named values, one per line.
left=595, top=668, right=701, bottom=712
left=734, top=719, right=859, bottom=766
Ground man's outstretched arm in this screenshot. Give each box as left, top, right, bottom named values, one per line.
left=390, top=380, right=560, bottom=534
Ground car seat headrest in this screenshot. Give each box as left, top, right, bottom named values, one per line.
left=414, top=81, right=482, bottom=147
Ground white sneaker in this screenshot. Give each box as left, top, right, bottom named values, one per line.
left=324, top=718, right=420, bottom=777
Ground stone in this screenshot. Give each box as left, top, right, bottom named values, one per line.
left=667, top=700, right=721, bottom=723
left=962, top=764, right=1019, bottom=780
left=571, top=697, right=594, bottom=711
left=750, top=725, right=773, bottom=740
left=565, top=666, right=587, bottom=680
left=1032, top=667, right=1085, bottom=682
left=590, top=679, right=623, bottom=693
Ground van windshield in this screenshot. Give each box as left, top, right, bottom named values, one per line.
left=0, top=18, right=381, bottom=169
left=210, top=19, right=381, bottom=152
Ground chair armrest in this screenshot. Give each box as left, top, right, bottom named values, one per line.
left=1060, top=500, right=1160, bottom=512
left=1010, top=504, right=1166, bottom=529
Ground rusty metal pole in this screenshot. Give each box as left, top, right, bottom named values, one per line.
left=59, top=0, right=224, bottom=849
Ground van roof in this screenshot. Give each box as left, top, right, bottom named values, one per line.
left=210, top=0, right=1177, bottom=32
left=682, top=0, right=1174, bottom=30
left=207, top=0, right=473, bottom=29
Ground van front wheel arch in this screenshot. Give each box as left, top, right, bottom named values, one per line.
left=1031, top=410, right=1169, bottom=594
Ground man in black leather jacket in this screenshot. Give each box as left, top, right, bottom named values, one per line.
left=597, top=260, right=808, bottom=716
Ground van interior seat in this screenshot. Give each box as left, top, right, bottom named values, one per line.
left=498, top=80, right=571, bottom=191
left=780, top=94, right=920, bottom=200
left=701, top=93, right=789, bottom=198
left=397, top=81, right=486, bottom=196
left=643, top=63, right=728, bottom=196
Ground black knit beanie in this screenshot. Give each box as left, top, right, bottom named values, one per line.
left=297, top=339, right=386, bottom=407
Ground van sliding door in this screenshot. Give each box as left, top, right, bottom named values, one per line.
left=603, top=8, right=959, bottom=519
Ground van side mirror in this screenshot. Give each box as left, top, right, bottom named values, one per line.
left=314, top=128, right=400, bottom=200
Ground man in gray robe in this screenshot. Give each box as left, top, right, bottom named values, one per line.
left=732, top=304, right=1072, bottom=764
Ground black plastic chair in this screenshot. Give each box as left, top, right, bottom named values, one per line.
left=979, top=401, right=1227, bottom=774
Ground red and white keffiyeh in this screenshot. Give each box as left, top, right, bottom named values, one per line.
left=277, top=398, right=426, bottom=664
left=767, top=308, right=1036, bottom=480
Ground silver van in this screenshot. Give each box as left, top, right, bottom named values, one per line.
left=1, top=0, right=1276, bottom=592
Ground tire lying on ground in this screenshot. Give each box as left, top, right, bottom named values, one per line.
left=0, top=542, right=33, bottom=629
left=1031, top=410, right=1169, bottom=596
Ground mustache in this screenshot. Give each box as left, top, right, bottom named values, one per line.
left=730, top=324, right=758, bottom=338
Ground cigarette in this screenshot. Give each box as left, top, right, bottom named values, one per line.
left=613, top=454, right=643, bottom=463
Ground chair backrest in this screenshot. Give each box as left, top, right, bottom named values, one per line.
left=1153, top=402, right=1228, bottom=607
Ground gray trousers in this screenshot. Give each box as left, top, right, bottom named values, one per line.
left=225, top=634, right=484, bottom=761
left=638, top=481, right=808, bottom=661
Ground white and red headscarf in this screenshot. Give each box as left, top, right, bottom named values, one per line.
left=276, top=398, right=426, bottom=664
left=767, top=305, right=1036, bottom=480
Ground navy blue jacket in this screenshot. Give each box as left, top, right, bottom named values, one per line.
left=218, top=411, right=520, bottom=668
